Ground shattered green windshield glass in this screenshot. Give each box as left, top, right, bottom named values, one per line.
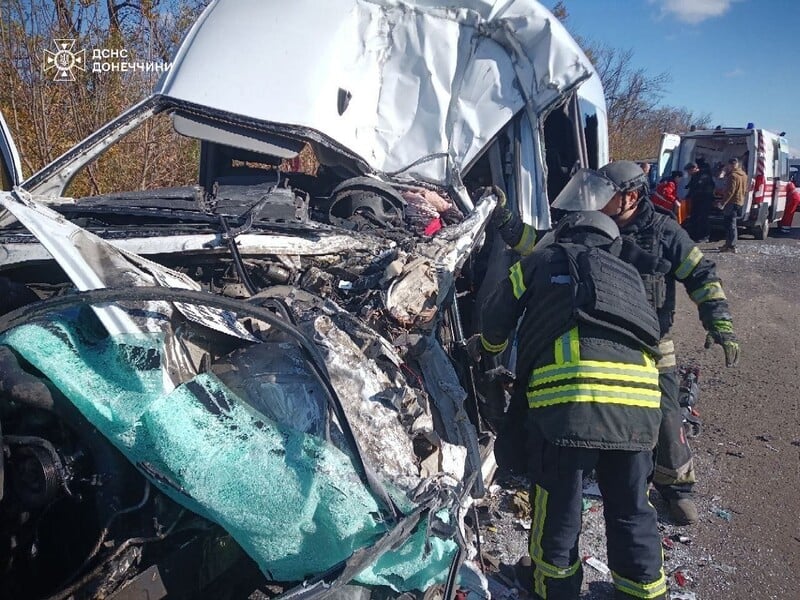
left=0, top=312, right=456, bottom=589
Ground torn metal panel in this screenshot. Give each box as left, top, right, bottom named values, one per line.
left=307, top=314, right=423, bottom=492
left=0, top=229, right=393, bottom=269
left=257, top=288, right=439, bottom=493
left=407, top=334, right=483, bottom=497
left=157, top=0, right=591, bottom=186
left=0, top=189, right=257, bottom=343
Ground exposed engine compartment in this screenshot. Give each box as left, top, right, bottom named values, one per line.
left=0, top=172, right=500, bottom=599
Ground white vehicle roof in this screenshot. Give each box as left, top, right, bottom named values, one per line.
left=156, top=0, right=594, bottom=185
left=681, top=127, right=784, bottom=139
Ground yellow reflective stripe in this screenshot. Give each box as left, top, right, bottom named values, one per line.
left=531, top=365, right=659, bottom=387
left=712, top=319, right=734, bottom=332
left=509, top=261, right=526, bottom=299
left=529, top=485, right=548, bottom=597
left=611, top=569, right=667, bottom=599
left=532, top=555, right=581, bottom=579
left=553, top=327, right=580, bottom=365
left=569, top=328, right=580, bottom=363
left=534, top=358, right=657, bottom=377
left=690, top=281, right=726, bottom=304
left=554, top=333, right=565, bottom=364
left=528, top=484, right=581, bottom=594
left=480, top=334, right=508, bottom=353
left=513, top=224, right=538, bottom=256
left=528, top=385, right=662, bottom=409
left=674, top=246, right=703, bottom=280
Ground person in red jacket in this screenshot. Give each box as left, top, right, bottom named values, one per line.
left=652, top=171, right=683, bottom=220
left=779, top=181, right=800, bottom=233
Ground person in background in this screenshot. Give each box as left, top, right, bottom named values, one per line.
left=716, top=158, right=748, bottom=253
left=686, top=158, right=715, bottom=243
left=778, top=181, right=800, bottom=234
left=639, top=161, right=652, bottom=178
left=652, top=170, right=683, bottom=220
left=713, top=161, right=727, bottom=198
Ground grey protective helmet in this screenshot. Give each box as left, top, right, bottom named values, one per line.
left=597, top=160, right=648, bottom=194
left=553, top=210, right=620, bottom=243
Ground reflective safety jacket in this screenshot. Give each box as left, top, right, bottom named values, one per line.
left=479, top=238, right=662, bottom=451
left=618, top=199, right=732, bottom=338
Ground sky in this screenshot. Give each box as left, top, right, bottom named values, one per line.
left=561, top=0, right=800, bottom=155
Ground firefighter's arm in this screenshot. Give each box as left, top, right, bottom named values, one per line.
left=478, top=258, right=532, bottom=357
left=484, top=186, right=539, bottom=256
left=668, top=227, right=739, bottom=366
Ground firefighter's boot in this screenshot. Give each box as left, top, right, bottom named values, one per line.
left=668, top=497, right=699, bottom=525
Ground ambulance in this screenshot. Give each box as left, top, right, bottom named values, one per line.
left=657, top=126, right=791, bottom=239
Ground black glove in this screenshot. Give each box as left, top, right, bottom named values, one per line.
left=619, top=236, right=671, bottom=275
left=465, top=334, right=482, bottom=363
left=485, top=365, right=515, bottom=384
left=704, top=319, right=739, bottom=367
left=475, top=186, right=512, bottom=229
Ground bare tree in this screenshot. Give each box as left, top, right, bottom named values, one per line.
left=0, top=0, right=207, bottom=196
left=551, top=3, right=714, bottom=160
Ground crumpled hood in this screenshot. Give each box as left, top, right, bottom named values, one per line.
left=157, top=0, right=592, bottom=184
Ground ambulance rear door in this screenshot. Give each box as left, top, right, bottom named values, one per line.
left=657, top=133, right=681, bottom=179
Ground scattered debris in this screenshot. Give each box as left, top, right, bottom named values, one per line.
left=582, top=555, right=611, bottom=576
left=582, top=482, right=602, bottom=497
left=670, top=591, right=697, bottom=600
left=511, top=491, right=531, bottom=520
left=674, top=570, right=688, bottom=587
left=725, top=450, right=744, bottom=458
left=582, top=498, right=593, bottom=513
left=712, top=562, right=736, bottom=574
left=512, top=519, right=531, bottom=531
left=670, top=534, right=692, bottom=545
left=711, top=507, right=733, bottom=521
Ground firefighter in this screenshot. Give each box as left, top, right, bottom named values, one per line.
left=595, top=160, right=739, bottom=524
left=491, top=161, right=739, bottom=526
left=479, top=188, right=668, bottom=599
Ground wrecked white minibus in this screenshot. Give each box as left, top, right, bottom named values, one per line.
left=0, top=1, right=607, bottom=598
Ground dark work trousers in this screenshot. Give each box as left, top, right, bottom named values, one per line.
left=690, top=197, right=712, bottom=241
left=527, top=433, right=667, bottom=600
left=653, top=368, right=695, bottom=498
left=723, top=203, right=744, bottom=247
